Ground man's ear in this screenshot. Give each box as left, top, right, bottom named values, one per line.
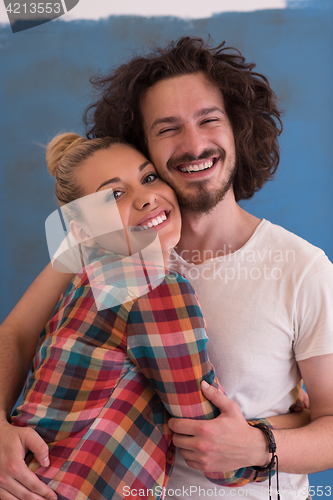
left=69, top=220, right=96, bottom=248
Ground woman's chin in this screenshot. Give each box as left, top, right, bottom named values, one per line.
left=159, top=233, right=181, bottom=256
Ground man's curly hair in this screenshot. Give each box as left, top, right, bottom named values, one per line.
left=84, top=36, right=283, bottom=201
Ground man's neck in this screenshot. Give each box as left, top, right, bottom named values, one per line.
left=175, top=190, right=261, bottom=264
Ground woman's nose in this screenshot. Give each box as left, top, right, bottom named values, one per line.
left=133, top=189, right=158, bottom=210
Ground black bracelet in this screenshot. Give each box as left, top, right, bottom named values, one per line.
left=251, top=422, right=280, bottom=500
left=252, top=422, right=276, bottom=470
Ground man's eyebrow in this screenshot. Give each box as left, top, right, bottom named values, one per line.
left=95, top=162, right=151, bottom=191
left=150, top=116, right=178, bottom=131
left=150, top=107, right=225, bottom=131
left=194, top=107, right=225, bottom=119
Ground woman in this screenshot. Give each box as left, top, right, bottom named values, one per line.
left=4, top=134, right=308, bottom=500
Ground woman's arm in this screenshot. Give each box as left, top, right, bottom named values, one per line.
left=0, top=262, right=73, bottom=500
left=126, top=274, right=220, bottom=420
left=126, top=273, right=291, bottom=486
left=263, top=384, right=311, bottom=428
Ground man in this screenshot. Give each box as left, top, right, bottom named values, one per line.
left=1, top=37, right=333, bottom=500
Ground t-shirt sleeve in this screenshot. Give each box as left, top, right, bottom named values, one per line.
left=294, top=253, right=333, bottom=361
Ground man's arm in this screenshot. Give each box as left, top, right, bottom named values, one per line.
left=168, top=354, right=333, bottom=474
left=274, top=353, right=333, bottom=473
left=0, top=263, right=73, bottom=500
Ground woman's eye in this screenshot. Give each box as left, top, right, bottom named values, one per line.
left=105, top=190, right=121, bottom=202
left=144, top=173, right=159, bottom=183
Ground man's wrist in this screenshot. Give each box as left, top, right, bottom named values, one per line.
left=0, top=409, right=7, bottom=419
left=249, top=425, right=272, bottom=467
left=246, top=418, right=276, bottom=467
left=0, top=404, right=12, bottom=422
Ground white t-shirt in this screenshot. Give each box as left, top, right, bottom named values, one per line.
left=166, top=220, right=333, bottom=500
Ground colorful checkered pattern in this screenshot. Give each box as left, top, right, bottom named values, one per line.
left=11, top=255, right=272, bottom=499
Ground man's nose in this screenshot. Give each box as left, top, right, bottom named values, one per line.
left=178, top=125, right=208, bottom=158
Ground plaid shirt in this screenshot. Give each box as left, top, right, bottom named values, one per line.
left=12, top=255, right=272, bottom=500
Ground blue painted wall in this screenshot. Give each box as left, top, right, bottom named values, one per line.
left=0, top=2, right=332, bottom=491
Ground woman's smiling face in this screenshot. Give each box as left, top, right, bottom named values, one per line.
left=70, top=143, right=181, bottom=257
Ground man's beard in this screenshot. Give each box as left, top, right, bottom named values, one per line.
left=166, top=148, right=237, bottom=215
left=175, top=168, right=236, bottom=215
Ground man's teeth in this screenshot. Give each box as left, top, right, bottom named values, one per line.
left=178, top=159, right=214, bottom=173
left=138, top=212, right=167, bottom=231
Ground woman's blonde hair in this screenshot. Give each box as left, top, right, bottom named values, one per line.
left=46, top=132, right=119, bottom=205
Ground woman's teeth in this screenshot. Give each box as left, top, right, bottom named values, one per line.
left=178, top=159, right=214, bottom=173
left=138, top=212, right=167, bottom=231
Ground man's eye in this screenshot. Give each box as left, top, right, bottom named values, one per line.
left=202, top=118, right=219, bottom=125
left=144, top=173, right=159, bottom=183
left=159, top=127, right=176, bottom=135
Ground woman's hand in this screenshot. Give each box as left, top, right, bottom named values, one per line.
left=289, top=386, right=310, bottom=412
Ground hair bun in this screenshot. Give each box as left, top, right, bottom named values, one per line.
left=46, top=133, right=86, bottom=177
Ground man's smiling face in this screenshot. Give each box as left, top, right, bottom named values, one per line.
left=141, top=72, right=237, bottom=214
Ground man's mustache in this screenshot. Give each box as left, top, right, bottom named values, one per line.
left=166, top=148, right=225, bottom=170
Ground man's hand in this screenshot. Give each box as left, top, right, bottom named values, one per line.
left=168, top=381, right=269, bottom=473
left=0, top=421, right=57, bottom=500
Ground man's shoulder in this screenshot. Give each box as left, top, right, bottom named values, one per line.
left=258, top=219, right=326, bottom=261
left=242, top=219, right=333, bottom=283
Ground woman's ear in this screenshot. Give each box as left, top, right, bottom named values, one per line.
left=69, top=220, right=96, bottom=248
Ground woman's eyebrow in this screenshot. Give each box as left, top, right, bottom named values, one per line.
left=139, top=161, right=151, bottom=172
left=95, top=162, right=151, bottom=191
left=96, top=177, right=121, bottom=191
